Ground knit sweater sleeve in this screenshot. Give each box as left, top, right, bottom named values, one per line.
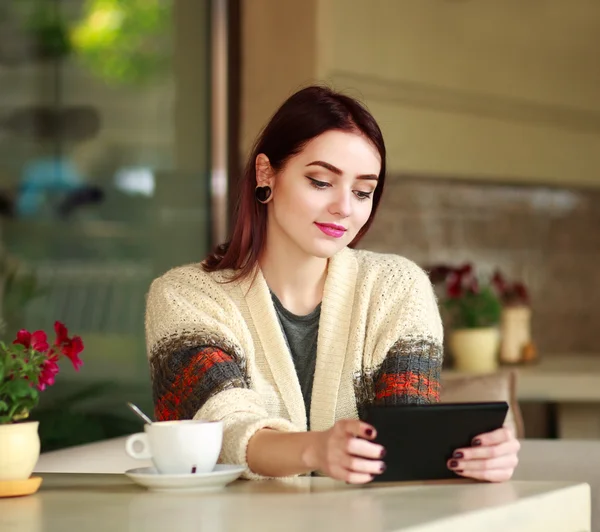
left=144, top=266, right=298, bottom=479
left=360, top=257, right=444, bottom=411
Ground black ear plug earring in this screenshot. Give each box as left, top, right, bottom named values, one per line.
left=255, top=186, right=272, bottom=204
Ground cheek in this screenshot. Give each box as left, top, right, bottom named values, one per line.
left=354, top=201, right=373, bottom=226
left=281, top=188, right=322, bottom=218
left=273, top=188, right=314, bottom=227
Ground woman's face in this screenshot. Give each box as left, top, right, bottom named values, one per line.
left=258, top=130, right=381, bottom=259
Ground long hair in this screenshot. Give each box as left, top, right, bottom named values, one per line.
left=203, top=85, right=387, bottom=281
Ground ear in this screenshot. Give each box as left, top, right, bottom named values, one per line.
left=255, top=153, right=274, bottom=187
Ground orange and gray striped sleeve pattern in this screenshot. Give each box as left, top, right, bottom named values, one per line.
left=353, top=260, right=444, bottom=416
left=372, top=338, right=442, bottom=404
left=151, top=344, right=248, bottom=422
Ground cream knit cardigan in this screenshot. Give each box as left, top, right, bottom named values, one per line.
left=145, top=247, right=444, bottom=478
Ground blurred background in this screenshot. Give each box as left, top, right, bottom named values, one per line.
left=1, top=0, right=599, bottom=449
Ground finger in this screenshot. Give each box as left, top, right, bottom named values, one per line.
left=452, top=438, right=521, bottom=461
left=341, top=454, right=386, bottom=476
left=330, top=464, right=374, bottom=484
left=454, top=468, right=516, bottom=483
left=344, top=470, right=375, bottom=484
left=471, top=426, right=514, bottom=447
left=347, top=436, right=386, bottom=460
left=340, top=419, right=377, bottom=440
left=448, top=454, right=519, bottom=472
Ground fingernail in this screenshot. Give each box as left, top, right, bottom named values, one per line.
left=472, top=439, right=482, bottom=446
left=365, top=428, right=373, bottom=437
left=380, top=448, right=387, bottom=459
left=449, top=460, right=458, bottom=468
left=379, top=463, right=386, bottom=473
left=453, top=451, right=464, bottom=459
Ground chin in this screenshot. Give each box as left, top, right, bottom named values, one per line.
left=304, top=239, right=347, bottom=259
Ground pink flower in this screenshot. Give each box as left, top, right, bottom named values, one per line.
left=13, top=329, right=49, bottom=352
left=457, top=264, right=473, bottom=277
left=54, top=321, right=69, bottom=346
left=38, top=354, right=60, bottom=391
left=492, top=271, right=507, bottom=295
left=14, top=330, right=30, bottom=347
left=467, top=277, right=480, bottom=295
left=428, top=265, right=453, bottom=285
left=60, top=337, right=83, bottom=371
left=447, top=273, right=463, bottom=298
left=514, top=282, right=530, bottom=304
left=54, top=321, right=84, bottom=371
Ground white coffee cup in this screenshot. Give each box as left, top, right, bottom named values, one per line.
left=125, top=420, right=223, bottom=475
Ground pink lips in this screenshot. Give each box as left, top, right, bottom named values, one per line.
left=315, top=223, right=347, bottom=239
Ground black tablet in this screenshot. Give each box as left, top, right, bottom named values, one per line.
left=363, top=401, right=509, bottom=482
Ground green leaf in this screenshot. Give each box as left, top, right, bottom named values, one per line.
left=443, top=286, right=502, bottom=329
left=10, top=343, right=26, bottom=354
left=0, top=400, right=8, bottom=412
left=1, top=389, right=39, bottom=423
left=4, top=379, right=37, bottom=400
left=12, top=409, right=31, bottom=422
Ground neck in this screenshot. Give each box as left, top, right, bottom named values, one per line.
left=259, top=225, right=328, bottom=315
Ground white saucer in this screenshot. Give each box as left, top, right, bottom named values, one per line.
left=125, top=464, right=245, bottom=493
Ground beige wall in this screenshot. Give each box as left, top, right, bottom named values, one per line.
left=241, top=0, right=320, bottom=154
left=241, top=0, right=600, bottom=187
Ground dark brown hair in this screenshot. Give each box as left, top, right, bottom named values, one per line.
left=203, top=85, right=387, bottom=281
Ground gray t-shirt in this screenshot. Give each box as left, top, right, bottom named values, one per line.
left=270, top=290, right=320, bottom=428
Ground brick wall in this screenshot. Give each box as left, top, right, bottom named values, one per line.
left=359, top=176, right=600, bottom=355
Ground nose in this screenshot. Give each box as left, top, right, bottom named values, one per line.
left=329, top=188, right=352, bottom=218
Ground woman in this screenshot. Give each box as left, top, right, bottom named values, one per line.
left=145, top=85, right=520, bottom=484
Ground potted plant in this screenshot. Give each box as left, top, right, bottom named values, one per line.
left=0, top=321, right=83, bottom=486
left=428, top=264, right=502, bottom=373
left=492, top=271, right=536, bottom=364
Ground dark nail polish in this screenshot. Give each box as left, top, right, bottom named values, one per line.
left=365, top=428, right=373, bottom=437
left=380, top=448, right=387, bottom=459
left=453, top=451, right=464, bottom=459
left=379, top=463, right=386, bottom=473
left=472, top=439, right=482, bottom=446
left=449, top=460, right=458, bottom=468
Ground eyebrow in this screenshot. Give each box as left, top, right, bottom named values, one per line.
left=305, top=160, right=379, bottom=181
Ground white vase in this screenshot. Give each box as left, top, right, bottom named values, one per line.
left=0, top=421, right=41, bottom=480
left=449, top=327, right=500, bottom=374
left=500, top=306, right=532, bottom=364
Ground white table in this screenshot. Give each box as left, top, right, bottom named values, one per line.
left=25, top=436, right=595, bottom=532
left=0, top=470, right=586, bottom=532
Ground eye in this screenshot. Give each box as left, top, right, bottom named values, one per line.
left=306, top=177, right=331, bottom=189
left=354, top=191, right=373, bottom=201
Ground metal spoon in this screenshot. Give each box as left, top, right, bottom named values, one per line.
left=127, top=402, right=153, bottom=425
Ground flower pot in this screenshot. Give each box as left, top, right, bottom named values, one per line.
left=0, top=421, right=40, bottom=480
left=449, top=327, right=500, bottom=374
left=500, top=306, right=532, bottom=364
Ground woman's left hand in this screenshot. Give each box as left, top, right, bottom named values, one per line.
left=447, top=427, right=520, bottom=482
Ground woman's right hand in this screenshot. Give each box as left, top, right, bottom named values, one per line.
left=306, top=419, right=387, bottom=484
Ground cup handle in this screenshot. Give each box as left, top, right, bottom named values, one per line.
left=125, top=433, right=152, bottom=460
